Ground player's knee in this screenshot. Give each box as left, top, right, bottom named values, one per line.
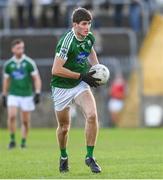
left=87, top=112, right=97, bottom=123
left=8, top=115, right=16, bottom=122
left=22, top=120, right=29, bottom=127
left=60, top=125, right=69, bottom=135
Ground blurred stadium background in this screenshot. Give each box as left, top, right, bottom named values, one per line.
left=1, top=0, right=163, bottom=129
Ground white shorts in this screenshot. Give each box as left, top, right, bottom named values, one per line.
left=52, top=81, right=90, bottom=111
left=7, top=95, right=35, bottom=111
left=108, top=98, right=124, bottom=112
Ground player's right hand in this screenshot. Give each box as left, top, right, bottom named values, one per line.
left=2, top=95, right=7, bottom=108
left=79, top=71, right=101, bottom=88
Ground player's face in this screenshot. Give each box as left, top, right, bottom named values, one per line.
left=74, top=20, right=91, bottom=37
left=12, top=42, right=25, bottom=57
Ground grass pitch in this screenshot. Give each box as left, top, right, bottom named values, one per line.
left=0, top=128, right=163, bottom=179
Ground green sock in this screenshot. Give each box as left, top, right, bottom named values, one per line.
left=21, top=138, right=26, bottom=145
left=86, top=146, right=94, bottom=158
left=60, top=148, right=68, bottom=158
left=10, top=133, right=15, bottom=142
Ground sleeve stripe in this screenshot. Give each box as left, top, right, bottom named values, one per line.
left=25, top=57, right=38, bottom=71
left=4, top=73, right=9, bottom=78
left=58, top=31, right=74, bottom=57
left=61, top=34, right=74, bottom=60
left=61, top=31, right=73, bottom=48
left=64, top=32, right=74, bottom=48
left=31, top=70, right=38, bottom=76
left=3, top=59, right=14, bottom=76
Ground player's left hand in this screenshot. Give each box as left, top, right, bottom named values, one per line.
left=33, top=93, right=41, bottom=105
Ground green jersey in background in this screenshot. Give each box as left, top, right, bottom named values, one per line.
left=3, top=54, right=38, bottom=96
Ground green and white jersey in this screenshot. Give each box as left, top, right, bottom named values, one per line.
left=51, top=28, right=95, bottom=88
left=3, top=54, right=38, bottom=96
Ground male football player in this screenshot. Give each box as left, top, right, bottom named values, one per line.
left=2, top=39, right=42, bottom=149
left=51, top=8, right=102, bottom=173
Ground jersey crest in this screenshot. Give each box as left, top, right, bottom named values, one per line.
left=76, top=52, right=89, bottom=64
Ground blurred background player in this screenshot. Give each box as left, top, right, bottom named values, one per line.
left=2, top=39, right=42, bottom=149
left=51, top=8, right=101, bottom=173
left=108, top=73, right=126, bottom=127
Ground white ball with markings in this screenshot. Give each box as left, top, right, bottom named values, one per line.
left=89, top=64, right=110, bottom=85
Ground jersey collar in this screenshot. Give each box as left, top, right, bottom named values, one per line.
left=72, top=28, right=86, bottom=42
left=12, top=54, right=26, bottom=63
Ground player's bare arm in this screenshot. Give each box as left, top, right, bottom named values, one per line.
left=52, top=56, right=100, bottom=87
left=32, top=73, right=42, bottom=105
left=52, top=56, right=80, bottom=79
left=2, top=76, right=10, bottom=107
left=2, top=76, right=10, bottom=96
left=32, top=73, right=42, bottom=93
left=88, top=47, right=99, bottom=66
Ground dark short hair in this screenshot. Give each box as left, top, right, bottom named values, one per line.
left=72, top=7, right=92, bottom=23
left=11, top=39, right=24, bottom=48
